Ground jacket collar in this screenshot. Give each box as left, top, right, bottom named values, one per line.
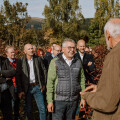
left=57, top=52, right=79, bottom=64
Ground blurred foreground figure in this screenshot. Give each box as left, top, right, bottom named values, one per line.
left=81, top=18, right=120, bottom=120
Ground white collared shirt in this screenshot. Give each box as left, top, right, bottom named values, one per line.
left=27, top=58, right=35, bottom=83
left=7, top=57, right=15, bottom=63
left=62, top=54, right=73, bottom=66
left=79, top=52, right=84, bottom=62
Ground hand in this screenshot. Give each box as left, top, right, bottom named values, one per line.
left=88, top=61, right=92, bottom=66
left=84, top=84, right=97, bottom=93
left=80, top=92, right=86, bottom=99
left=80, top=99, right=86, bottom=108
left=80, top=85, right=97, bottom=99
left=19, top=92, right=25, bottom=99
left=41, top=85, right=45, bottom=92
left=47, top=103, right=54, bottom=112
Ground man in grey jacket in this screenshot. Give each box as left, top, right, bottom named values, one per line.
left=47, top=38, right=85, bottom=120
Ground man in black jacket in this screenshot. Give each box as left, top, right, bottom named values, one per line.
left=0, top=55, right=16, bottom=120
left=5, top=45, right=20, bottom=120
left=75, top=40, right=96, bottom=84
left=16, top=44, right=46, bottom=120
left=44, top=45, right=61, bottom=71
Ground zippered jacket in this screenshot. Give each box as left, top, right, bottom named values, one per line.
left=47, top=53, right=85, bottom=103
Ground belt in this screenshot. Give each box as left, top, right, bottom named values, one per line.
left=30, top=82, right=39, bottom=86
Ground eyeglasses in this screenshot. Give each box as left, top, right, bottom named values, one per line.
left=65, top=46, right=76, bottom=50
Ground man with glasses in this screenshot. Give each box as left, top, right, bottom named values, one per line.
left=47, top=38, right=85, bottom=120
left=44, top=44, right=61, bottom=120
left=44, top=45, right=61, bottom=71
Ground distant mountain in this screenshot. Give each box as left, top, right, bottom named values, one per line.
left=26, top=17, right=44, bottom=29
left=26, top=17, right=92, bottom=31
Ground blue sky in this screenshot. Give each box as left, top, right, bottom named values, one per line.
left=0, top=0, right=95, bottom=18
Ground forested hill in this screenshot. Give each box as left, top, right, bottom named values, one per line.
left=26, top=17, right=44, bottom=29
left=26, top=17, right=92, bottom=31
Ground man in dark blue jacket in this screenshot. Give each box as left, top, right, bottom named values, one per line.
left=44, top=45, right=61, bottom=71
left=75, top=39, right=96, bottom=84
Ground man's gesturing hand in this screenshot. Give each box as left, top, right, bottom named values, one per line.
left=80, top=84, right=97, bottom=99
left=84, top=84, right=97, bottom=93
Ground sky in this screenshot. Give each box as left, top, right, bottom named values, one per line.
left=0, top=0, right=96, bottom=18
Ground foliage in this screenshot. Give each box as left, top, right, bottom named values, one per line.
left=92, top=45, right=109, bottom=81
left=88, top=0, right=120, bottom=46
left=79, top=30, right=89, bottom=43
left=0, top=0, right=46, bottom=50
left=0, top=0, right=29, bottom=47
left=43, top=0, right=85, bottom=44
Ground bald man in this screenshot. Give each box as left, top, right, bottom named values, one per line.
left=81, top=18, right=120, bottom=120
left=16, top=44, right=46, bottom=120
left=75, top=40, right=96, bottom=84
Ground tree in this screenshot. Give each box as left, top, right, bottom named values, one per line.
left=0, top=0, right=30, bottom=47
left=88, top=0, right=120, bottom=46
left=43, top=0, right=84, bottom=44
left=0, top=10, right=8, bottom=41
left=79, top=30, right=89, bottom=43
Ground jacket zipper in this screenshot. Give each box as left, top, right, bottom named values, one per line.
left=70, top=66, right=72, bottom=101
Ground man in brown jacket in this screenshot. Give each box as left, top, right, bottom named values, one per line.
left=81, top=18, right=120, bottom=120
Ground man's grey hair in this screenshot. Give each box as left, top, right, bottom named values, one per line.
left=104, top=18, right=120, bottom=38
left=62, top=38, right=76, bottom=48
left=5, top=45, right=15, bottom=53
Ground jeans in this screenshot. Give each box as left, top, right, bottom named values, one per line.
left=52, top=101, right=78, bottom=120
left=25, top=85, right=46, bottom=120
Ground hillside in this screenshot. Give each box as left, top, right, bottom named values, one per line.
left=26, top=17, right=92, bottom=31
left=26, top=17, right=44, bottom=29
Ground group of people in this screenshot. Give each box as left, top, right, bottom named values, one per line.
left=0, top=18, right=120, bottom=120
left=46, top=38, right=96, bottom=120
left=0, top=39, right=95, bottom=120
